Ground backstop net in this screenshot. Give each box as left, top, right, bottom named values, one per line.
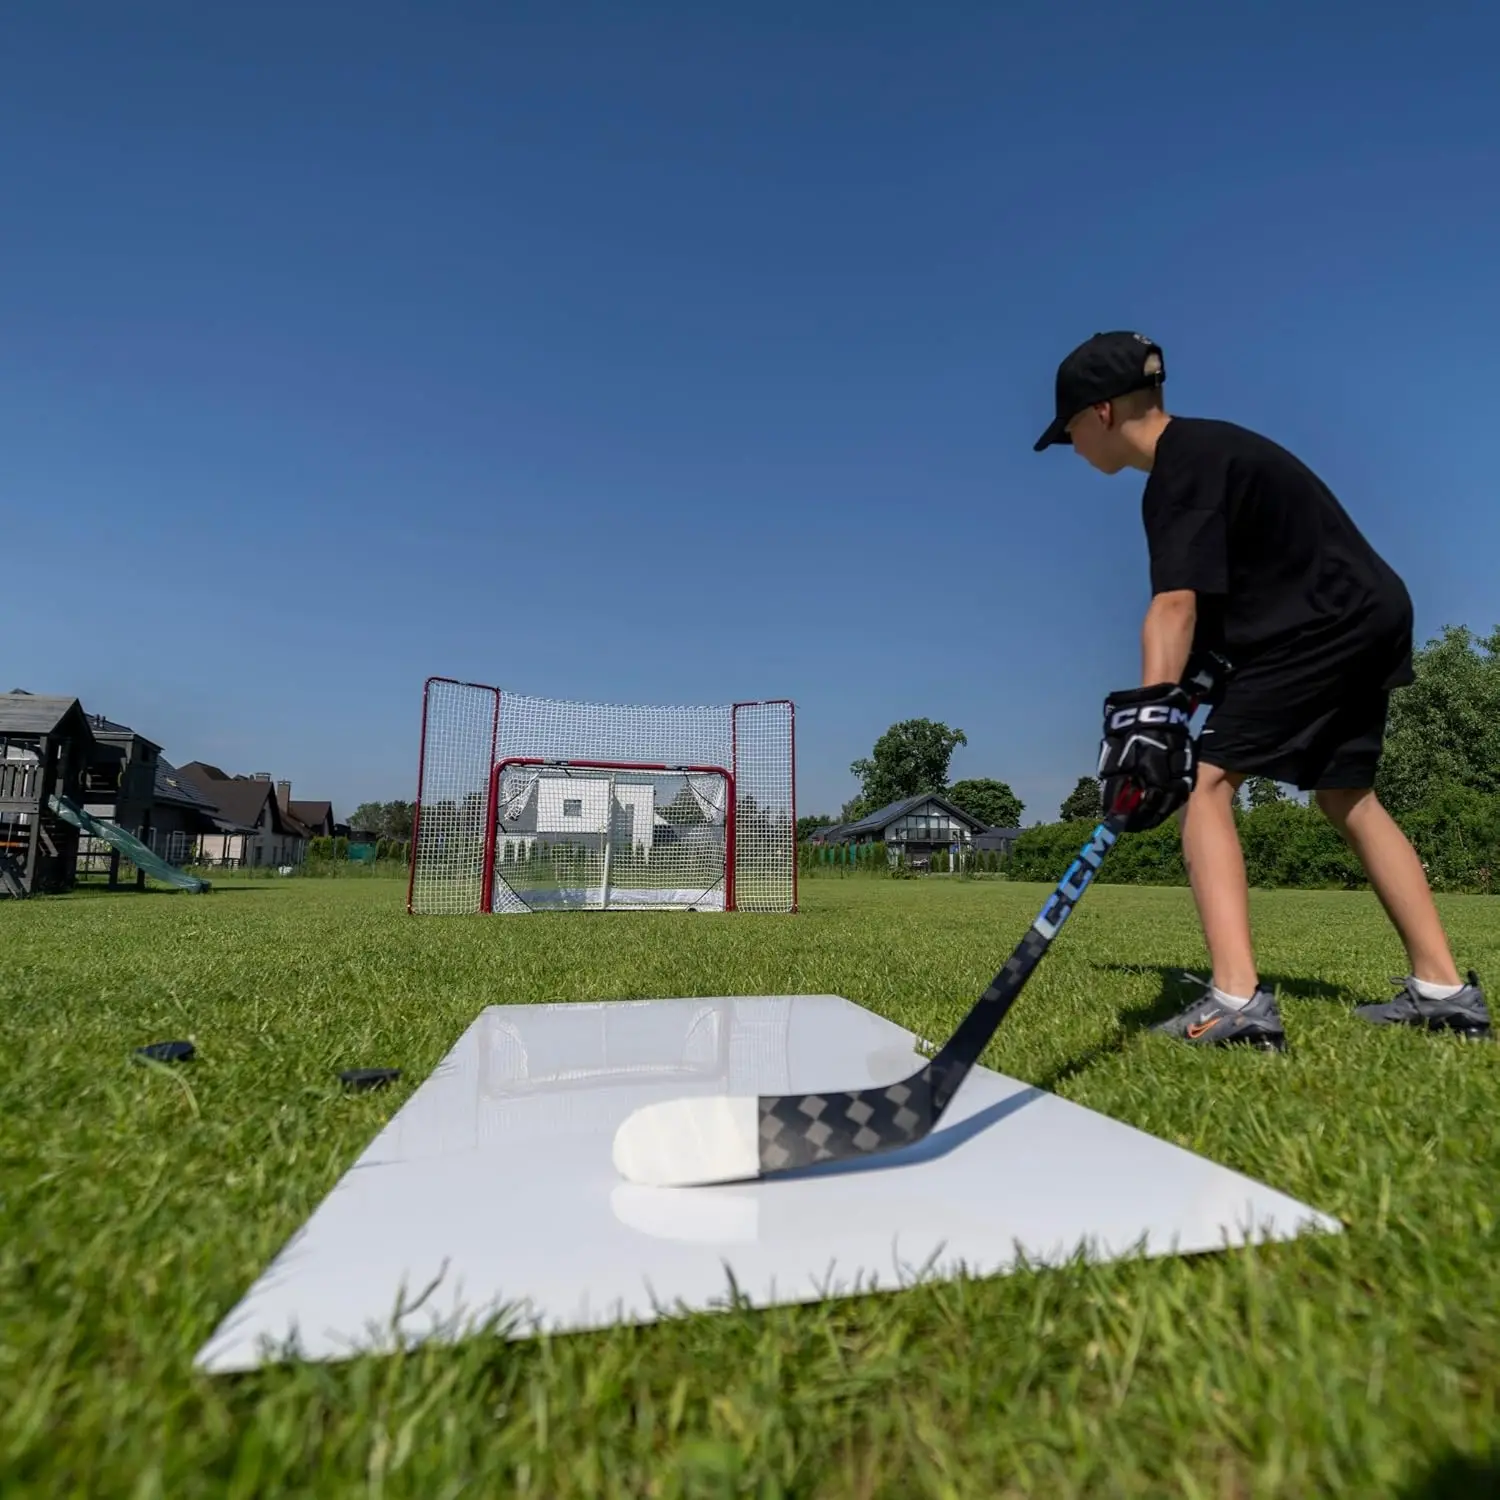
left=406, top=680, right=796, bottom=915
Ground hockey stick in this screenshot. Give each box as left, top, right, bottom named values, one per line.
left=611, top=656, right=1228, bottom=1189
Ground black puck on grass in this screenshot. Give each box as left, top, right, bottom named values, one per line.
left=340, top=1067, right=401, bottom=1091
left=135, top=1040, right=195, bottom=1064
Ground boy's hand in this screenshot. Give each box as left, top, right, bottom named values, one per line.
left=1097, top=682, right=1197, bottom=830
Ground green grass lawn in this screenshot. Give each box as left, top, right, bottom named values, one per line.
left=3, top=874, right=1498, bottom=1498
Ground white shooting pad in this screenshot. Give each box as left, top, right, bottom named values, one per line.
left=195, top=995, right=1341, bottom=1373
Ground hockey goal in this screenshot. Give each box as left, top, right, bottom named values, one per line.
left=406, top=680, right=796, bottom=915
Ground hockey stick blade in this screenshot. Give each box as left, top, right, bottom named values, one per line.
left=611, top=657, right=1231, bottom=1189
left=611, top=793, right=1138, bottom=1188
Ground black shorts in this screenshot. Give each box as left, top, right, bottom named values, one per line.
left=1198, top=666, right=1390, bottom=791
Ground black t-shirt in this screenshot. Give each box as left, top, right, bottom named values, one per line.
left=1141, top=417, right=1414, bottom=689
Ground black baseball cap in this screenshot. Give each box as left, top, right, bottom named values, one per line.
left=1033, top=331, right=1165, bottom=451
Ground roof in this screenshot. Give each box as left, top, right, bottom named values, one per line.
left=836, top=792, right=991, bottom=839
left=288, top=799, right=334, bottom=832
left=177, top=763, right=297, bottom=835
left=280, top=808, right=315, bottom=840
left=172, top=763, right=331, bottom=839
left=82, top=711, right=162, bottom=753
left=802, top=824, right=846, bottom=843
left=154, top=758, right=224, bottom=815
left=0, top=691, right=98, bottom=741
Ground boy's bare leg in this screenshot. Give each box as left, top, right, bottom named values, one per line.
left=1314, top=788, right=1462, bottom=985
left=1151, top=762, right=1285, bottom=1048
left=1180, top=763, right=1258, bottom=996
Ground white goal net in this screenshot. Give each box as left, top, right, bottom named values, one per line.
left=489, top=761, right=730, bottom=913
left=406, top=680, right=796, bottom=915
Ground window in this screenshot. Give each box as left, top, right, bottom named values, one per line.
left=563, top=798, right=583, bottom=818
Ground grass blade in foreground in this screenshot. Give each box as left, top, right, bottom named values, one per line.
left=611, top=803, right=1133, bottom=1188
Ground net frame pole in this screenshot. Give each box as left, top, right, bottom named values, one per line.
left=483, top=757, right=736, bottom=914
left=730, top=698, right=797, bottom=915
left=406, top=676, right=502, bottom=915
left=404, top=680, right=436, bottom=914
left=600, top=767, right=617, bottom=910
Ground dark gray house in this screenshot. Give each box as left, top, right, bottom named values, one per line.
left=972, top=825, right=1024, bottom=858
left=151, top=758, right=237, bottom=866
left=81, top=711, right=161, bottom=837
left=815, top=793, right=990, bottom=869
left=76, top=711, right=167, bottom=884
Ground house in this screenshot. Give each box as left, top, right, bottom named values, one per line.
left=152, top=758, right=243, bottom=867
left=816, top=793, right=991, bottom=869
left=972, top=826, right=1024, bottom=858
left=55, top=707, right=253, bottom=886
left=280, top=782, right=335, bottom=839
left=177, top=765, right=313, bottom=868
left=801, top=823, right=843, bottom=846
left=0, top=691, right=98, bottom=896
left=74, top=711, right=208, bottom=887
left=496, top=774, right=662, bottom=858
left=80, top=711, right=161, bottom=842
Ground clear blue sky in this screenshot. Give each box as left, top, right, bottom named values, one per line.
left=5, top=1, right=1497, bottom=825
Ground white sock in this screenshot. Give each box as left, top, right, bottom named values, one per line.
left=1411, top=976, right=1465, bottom=1000
left=1210, top=985, right=1255, bottom=1011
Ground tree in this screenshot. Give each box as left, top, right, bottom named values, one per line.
left=349, top=800, right=416, bottom=839
left=1377, top=624, right=1500, bottom=816
left=840, top=793, right=872, bottom=823
left=947, top=778, right=1024, bottom=830
left=797, top=814, right=835, bottom=842
left=659, top=783, right=710, bottom=825
left=849, top=718, right=967, bottom=813
left=349, top=802, right=387, bottom=836
left=1242, top=776, right=1286, bottom=809
left=1059, top=776, right=1101, bottom=821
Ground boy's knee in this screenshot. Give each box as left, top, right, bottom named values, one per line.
left=1192, top=764, right=1242, bottom=802
left=1315, top=786, right=1375, bottom=824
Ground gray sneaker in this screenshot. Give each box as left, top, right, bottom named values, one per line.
left=1354, top=971, right=1490, bottom=1039
left=1152, top=976, right=1287, bottom=1052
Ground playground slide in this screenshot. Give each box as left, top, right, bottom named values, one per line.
left=48, top=794, right=211, bottom=893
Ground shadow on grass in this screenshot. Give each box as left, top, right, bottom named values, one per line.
left=66, top=886, right=272, bottom=899
left=1399, top=1450, right=1500, bottom=1498
left=1028, top=964, right=1346, bottom=1095
left=1098, top=962, right=1349, bottom=1008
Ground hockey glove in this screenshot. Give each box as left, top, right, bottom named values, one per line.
left=1097, top=681, right=1197, bottom=832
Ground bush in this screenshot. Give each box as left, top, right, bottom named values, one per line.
left=1398, top=785, right=1500, bottom=893
left=1004, top=818, right=1187, bottom=886
left=1237, top=800, right=1366, bottom=889
left=1001, top=790, right=1500, bottom=895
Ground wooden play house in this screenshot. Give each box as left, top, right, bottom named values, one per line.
left=0, top=692, right=97, bottom=896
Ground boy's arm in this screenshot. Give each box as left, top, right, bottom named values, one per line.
left=1141, top=588, right=1197, bottom=685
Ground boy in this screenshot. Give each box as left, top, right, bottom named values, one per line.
left=1033, top=330, right=1488, bottom=1046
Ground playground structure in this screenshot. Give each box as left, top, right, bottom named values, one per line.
left=0, top=692, right=212, bottom=898
left=0, top=694, right=95, bottom=897
left=407, top=679, right=796, bottom=915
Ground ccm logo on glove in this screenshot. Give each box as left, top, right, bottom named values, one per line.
left=1107, top=704, right=1191, bottom=730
